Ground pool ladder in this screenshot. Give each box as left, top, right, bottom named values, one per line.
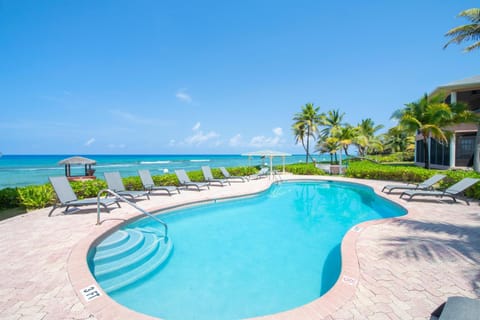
left=96, top=189, right=168, bottom=240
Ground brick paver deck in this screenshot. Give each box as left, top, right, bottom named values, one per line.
left=0, top=176, right=479, bottom=319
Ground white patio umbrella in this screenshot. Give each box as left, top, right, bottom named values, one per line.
left=241, top=150, right=292, bottom=177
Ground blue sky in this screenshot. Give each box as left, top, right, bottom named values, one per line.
left=1, top=1, right=479, bottom=155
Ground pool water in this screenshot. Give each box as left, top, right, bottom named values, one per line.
left=89, top=181, right=406, bottom=319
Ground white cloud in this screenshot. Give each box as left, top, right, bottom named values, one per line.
left=176, top=89, right=192, bottom=103
left=84, top=138, right=95, bottom=146
left=248, top=127, right=284, bottom=148
left=169, top=139, right=176, bottom=146
left=229, top=134, right=243, bottom=147
left=273, top=127, right=283, bottom=136
left=185, top=131, right=219, bottom=145
left=249, top=135, right=280, bottom=147
left=192, top=122, right=201, bottom=131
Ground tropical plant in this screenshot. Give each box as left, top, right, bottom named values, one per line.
left=353, top=118, right=384, bottom=156
left=337, top=125, right=356, bottom=156
left=17, top=185, right=55, bottom=210
left=292, top=103, right=322, bottom=163
left=381, top=126, right=415, bottom=154
left=320, top=109, right=345, bottom=138
left=392, top=93, right=478, bottom=169
left=315, top=136, right=340, bottom=164
left=444, top=8, right=480, bottom=52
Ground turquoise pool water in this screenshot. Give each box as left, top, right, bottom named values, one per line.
left=89, top=180, right=406, bottom=319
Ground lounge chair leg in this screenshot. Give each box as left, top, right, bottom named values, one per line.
left=102, top=203, right=110, bottom=213
left=48, top=204, right=58, bottom=217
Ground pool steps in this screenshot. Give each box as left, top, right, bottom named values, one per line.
left=91, top=227, right=173, bottom=293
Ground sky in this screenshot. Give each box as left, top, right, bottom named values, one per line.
left=1, top=1, right=480, bottom=155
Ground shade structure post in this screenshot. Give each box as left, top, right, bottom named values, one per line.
left=270, top=155, right=273, bottom=178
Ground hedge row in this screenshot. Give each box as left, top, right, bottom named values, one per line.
left=2, top=162, right=480, bottom=211
left=345, top=161, right=480, bottom=199
left=0, top=166, right=259, bottom=210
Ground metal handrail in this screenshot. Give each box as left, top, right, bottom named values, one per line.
left=96, top=188, right=168, bottom=240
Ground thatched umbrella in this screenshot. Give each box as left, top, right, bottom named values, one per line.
left=58, top=156, right=96, bottom=177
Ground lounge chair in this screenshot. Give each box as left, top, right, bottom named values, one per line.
left=431, top=296, right=480, bottom=320
left=201, top=166, right=230, bottom=186
left=220, top=167, right=248, bottom=182
left=138, top=169, right=179, bottom=196
left=382, top=174, right=446, bottom=194
left=175, top=169, right=210, bottom=191
left=104, top=171, right=150, bottom=201
left=400, top=177, right=479, bottom=205
left=48, top=176, right=120, bottom=216
left=249, top=167, right=269, bottom=180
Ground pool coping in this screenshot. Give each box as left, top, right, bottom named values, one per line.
left=67, top=176, right=415, bottom=319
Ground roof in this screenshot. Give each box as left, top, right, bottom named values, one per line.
left=433, top=75, right=480, bottom=94
left=58, top=156, right=96, bottom=165
left=241, top=150, right=292, bottom=157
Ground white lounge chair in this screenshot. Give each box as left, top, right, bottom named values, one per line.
left=175, top=169, right=210, bottom=191
left=49, top=176, right=120, bottom=216
left=138, top=169, right=179, bottom=196
left=249, top=167, right=269, bottom=180
left=382, top=174, right=446, bottom=194
left=220, top=167, right=248, bottom=182
left=104, top=172, right=150, bottom=201
left=400, top=178, right=479, bottom=205
left=201, top=166, right=230, bottom=186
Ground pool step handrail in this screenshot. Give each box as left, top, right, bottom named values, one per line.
left=96, top=188, right=168, bottom=240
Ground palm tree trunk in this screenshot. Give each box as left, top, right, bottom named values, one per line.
left=305, top=128, right=310, bottom=164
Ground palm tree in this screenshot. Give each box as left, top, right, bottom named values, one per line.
left=321, top=109, right=345, bottom=138
left=444, top=8, right=480, bottom=52
left=337, top=125, right=356, bottom=156
left=353, top=118, right=384, bottom=156
left=292, top=103, right=322, bottom=164
left=382, top=126, right=415, bottom=154
left=392, top=93, right=477, bottom=169
left=315, top=136, right=340, bottom=164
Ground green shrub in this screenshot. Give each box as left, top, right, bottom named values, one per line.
left=151, top=173, right=180, bottom=186
left=121, top=176, right=143, bottom=191
left=0, top=188, right=20, bottom=209
left=17, top=185, right=55, bottom=210
left=366, top=152, right=414, bottom=163
left=71, top=180, right=108, bottom=198
left=346, top=161, right=480, bottom=199
left=284, top=163, right=325, bottom=175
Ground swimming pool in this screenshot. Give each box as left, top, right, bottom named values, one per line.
left=88, top=180, right=406, bottom=319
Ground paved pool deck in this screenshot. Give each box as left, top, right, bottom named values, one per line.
left=0, top=175, right=479, bottom=320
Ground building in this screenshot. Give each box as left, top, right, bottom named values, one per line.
left=415, top=75, right=480, bottom=169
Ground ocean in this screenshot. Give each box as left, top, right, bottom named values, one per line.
left=0, top=154, right=329, bottom=190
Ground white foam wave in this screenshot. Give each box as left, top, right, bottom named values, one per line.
left=12, top=167, right=63, bottom=171
left=140, top=161, right=171, bottom=164
left=96, top=164, right=134, bottom=168
left=190, top=159, right=210, bottom=162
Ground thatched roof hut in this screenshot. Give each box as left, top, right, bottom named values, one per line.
left=58, top=156, right=96, bottom=177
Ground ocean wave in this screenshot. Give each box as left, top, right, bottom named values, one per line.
left=10, top=167, right=63, bottom=171
left=190, top=159, right=210, bottom=162
left=140, top=161, right=171, bottom=164
left=95, top=164, right=134, bottom=168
